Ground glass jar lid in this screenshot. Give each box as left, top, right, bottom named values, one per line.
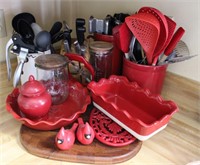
left=35, top=54, right=68, bottom=70
left=89, top=41, right=113, bottom=52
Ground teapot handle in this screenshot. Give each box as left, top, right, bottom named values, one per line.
left=64, top=53, right=95, bottom=83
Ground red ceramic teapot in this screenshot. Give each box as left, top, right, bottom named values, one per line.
left=17, top=75, right=52, bottom=119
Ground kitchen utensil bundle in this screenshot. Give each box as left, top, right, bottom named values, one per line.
left=126, top=12, right=161, bottom=65
left=116, top=6, right=197, bottom=66
left=6, top=12, right=73, bottom=87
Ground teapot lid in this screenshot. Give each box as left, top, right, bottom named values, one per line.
left=20, top=75, right=46, bottom=97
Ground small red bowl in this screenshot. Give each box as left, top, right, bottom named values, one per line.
left=88, top=75, right=178, bottom=141
left=6, top=80, right=91, bottom=131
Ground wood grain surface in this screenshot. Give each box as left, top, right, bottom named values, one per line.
left=20, top=124, right=142, bottom=164
left=1, top=58, right=200, bottom=165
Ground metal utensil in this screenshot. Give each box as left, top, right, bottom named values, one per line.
left=166, top=55, right=197, bottom=63
left=6, top=38, right=13, bottom=80
left=174, top=40, right=189, bottom=57
left=13, top=47, right=28, bottom=87
left=31, top=22, right=42, bottom=38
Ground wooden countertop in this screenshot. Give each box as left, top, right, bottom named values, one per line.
left=0, top=58, right=199, bottom=165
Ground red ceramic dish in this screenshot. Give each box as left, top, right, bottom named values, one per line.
left=87, top=75, right=178, bottom=141
left=6, top=80, right=91, bottom=131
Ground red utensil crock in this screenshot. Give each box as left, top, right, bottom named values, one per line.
left=122, top=57, right=168, bottom=95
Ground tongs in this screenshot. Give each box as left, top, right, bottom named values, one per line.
left=6, top=33, right=35, bottom=87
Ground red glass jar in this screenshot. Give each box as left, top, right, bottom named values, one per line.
left=89, top=41, right=113, bottom=81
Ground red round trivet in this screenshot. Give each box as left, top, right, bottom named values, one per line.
left=89, top=108, right=136, bottom=147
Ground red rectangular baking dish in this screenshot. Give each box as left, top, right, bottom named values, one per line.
left=87, top=75, right=178, bottom=141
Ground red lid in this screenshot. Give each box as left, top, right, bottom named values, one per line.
left=20, top=75, right=46, bottom=97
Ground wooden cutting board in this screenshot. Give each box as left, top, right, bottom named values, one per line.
left=20, top=125, right=142, bottom=164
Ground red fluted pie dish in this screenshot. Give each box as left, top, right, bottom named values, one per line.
left=6, top=80, right=91, bottom=131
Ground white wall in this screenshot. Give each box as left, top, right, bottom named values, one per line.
left=0, top=0, right=200, bottom=82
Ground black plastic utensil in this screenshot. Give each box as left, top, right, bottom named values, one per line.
left=76, top=26, right=86, bottom=46
left=11, top=33, right=35, bottom=54
left=49, top=21, right=63, bottom=37
left=76, top=18, right=85, bottom=27
left=76, top=18, right=86, bottom=46
left=12, top=12, right=36, bottom=33
left=17, top=19, right=35, bottom=44
left=35, top=31, right=51, bottom=52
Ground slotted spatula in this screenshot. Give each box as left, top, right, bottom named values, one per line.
left=138, top=7, right=168, bottom=62
left=125, top=13, right=160, bottom=65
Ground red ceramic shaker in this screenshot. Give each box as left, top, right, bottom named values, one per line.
left=76, top=117, right=95, bottom=145
left=55, top=123, right=78, bottom=150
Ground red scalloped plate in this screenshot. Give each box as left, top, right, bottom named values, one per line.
left=6, top=80, right=91, bottom=131
left=89, top=107, right=136, bottom=147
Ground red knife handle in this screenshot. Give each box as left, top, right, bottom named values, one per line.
left=164, top=27, right=185, bottom=56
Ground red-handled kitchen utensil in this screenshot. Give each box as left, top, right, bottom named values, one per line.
left=138, top=7, right=168, bottom=61
left=125, top=13, right=160, bottom=64
left=158, top=27, right=185, bottom=63
left=152, top=15, right=177, bottom=65
left=164, top=27, right=185, bottom=56
left=112, top=23, right=132, bottom=59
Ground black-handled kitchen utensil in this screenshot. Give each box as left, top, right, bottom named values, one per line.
left=133, top=39, right=143, bottom=63
left=76, top=18, right=85, bottom=27
left=76, top=18, right=86, bottom=46
left=12, top=12, right=36, bottom=33
left=63, top=21, right=72, bottom=49
left=76, top=26, right=86, bottom=46
left=17, top=19, right=35, bottom=44
left=11, top=33, right=35, bottom=53
left=49, top=21, right=63, bottom=37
